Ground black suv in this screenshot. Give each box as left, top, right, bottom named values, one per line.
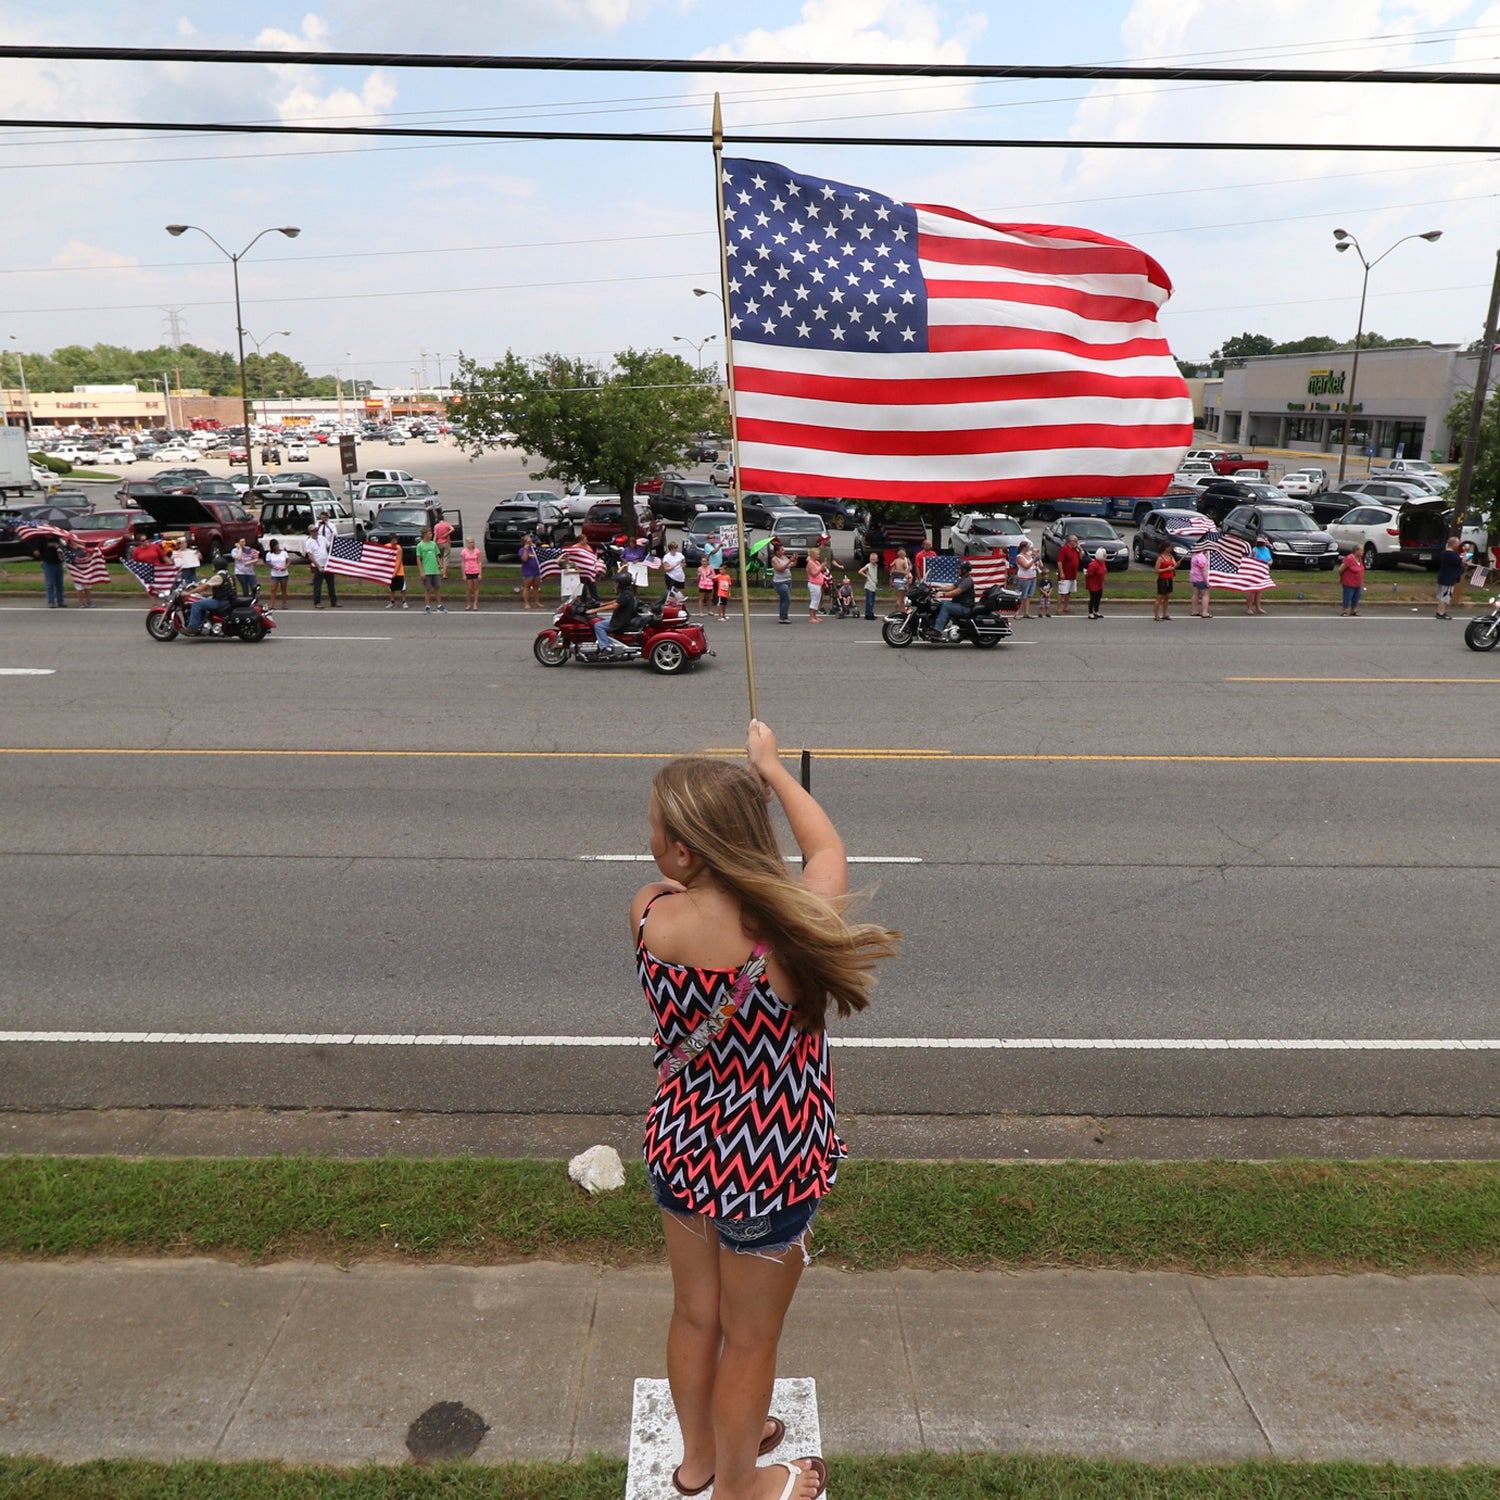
left=794, top=495, right=859, bottom=531
left=366, top=503, right=464, bottom=563
left=1219, top=504, right=1339, bottom=569
left=485, top=494, right=569, bottom=560
left=653, top=479, right=729, bottom=523
left=1132, top=509, right=1216, bottom=565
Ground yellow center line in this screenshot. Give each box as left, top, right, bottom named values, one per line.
left=1226, top=677, right=1500, bottom=684
left=3, top=747, right=1500, bottom=765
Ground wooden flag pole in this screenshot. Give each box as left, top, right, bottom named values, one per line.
left=710, top=94, right=758, bottom=724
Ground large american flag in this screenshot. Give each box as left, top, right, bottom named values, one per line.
left=326, top=534, right=400, bottom=584
left=17, top=522, right=77, bottom=544
left=721, top=158, right=1193, bottom=507
left=561, top=542, right=606, bottom=579
left=1164, top=514, right=1217, bottom=538
left=62, top=545, right=108, bottom=587
left=923, top=552, right=1010, bottom=591
left=1205, top=533, right=1274, bottom=592
left=535, top=545, right=566, bottom=579
left=125, top=558, right=179, bottom=596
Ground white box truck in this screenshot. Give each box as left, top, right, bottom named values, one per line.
left=0, top=426, right=45, bottom=497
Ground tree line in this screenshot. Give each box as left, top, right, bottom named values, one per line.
left=1, top=342, right=350, bottom=399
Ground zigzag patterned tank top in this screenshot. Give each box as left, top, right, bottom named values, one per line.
left=638, top=892, right=844, bottom=1219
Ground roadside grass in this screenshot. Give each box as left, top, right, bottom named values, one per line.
left=3, top=1454, right=1499, bottom=1500
left=0, top=556, right=1452, bottom=607
left=1, top=1158, right=1496, bottom=1273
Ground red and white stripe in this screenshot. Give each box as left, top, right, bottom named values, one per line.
left=735, top=210, right=1192, bottom=506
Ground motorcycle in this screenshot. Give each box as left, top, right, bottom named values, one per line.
left=533, top=593, right=713, bottom=675
left=145, top=577, right=277, bottom=644
left=881, top=578, right=1019, bottom=649
left=1465, top=595, right=1500, bottom=652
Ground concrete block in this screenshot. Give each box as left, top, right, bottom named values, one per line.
left=892, top=1267, right=1269, bottom=1460
left=627, top=1377, right=825, bottom=1500
left=0, top=1260, right=306, bottom=1462
left=0, top=1262, right=69, bottom=1357
left=218, top=1262, right=596, bottom=1465
left=1194, top=1273, right=1500, bottom=1464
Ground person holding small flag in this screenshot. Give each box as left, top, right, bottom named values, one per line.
left=264, top=539, right=290, bottom=610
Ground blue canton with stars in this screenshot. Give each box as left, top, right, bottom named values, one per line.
left=722, top=158, right=930, bottom=353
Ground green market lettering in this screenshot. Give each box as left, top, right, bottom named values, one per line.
left=1307, top=369, right=1347, bottom=396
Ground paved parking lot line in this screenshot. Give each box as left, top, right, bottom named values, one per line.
left=1226, top=677, right=1500, bottom=684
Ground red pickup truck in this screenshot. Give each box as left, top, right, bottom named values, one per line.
left=1185, top=448, right=1270, bottom=477
left=131, top=492, right=260, bottom=564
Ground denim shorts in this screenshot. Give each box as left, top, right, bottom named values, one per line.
left=648, top=1169, right=819, bottom=1256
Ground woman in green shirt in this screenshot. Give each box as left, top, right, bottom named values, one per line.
left=416, top=528, right=445, bottom=613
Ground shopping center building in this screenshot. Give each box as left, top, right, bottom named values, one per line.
left=1201, top=344, right=1487, bottom=464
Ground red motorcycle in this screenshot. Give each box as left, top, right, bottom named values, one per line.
left=145, top=577, right=278, bottom=644
left=533, top=595, right=712, bottom=675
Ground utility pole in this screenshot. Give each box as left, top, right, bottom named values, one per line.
left=1454, top=247, right=1500, bottom=525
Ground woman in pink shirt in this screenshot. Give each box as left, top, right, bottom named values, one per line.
left=461, top=536, right=483, bottom=610
left=805, top=547, right=828, bottom=623
left=433, top=517, right=455, bottom=576
left=1189, top=545, right=1211, bottom=619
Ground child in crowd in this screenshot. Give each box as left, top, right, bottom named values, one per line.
left=461, top=534, right=483, bottom=610
left=386, top=542, right=408, bottom=609
left=716, top=565, right=732, bottom=620
left=697, top=557, right=716, bottom=617
left=835, top=573, right=855, bottom=616
left=264, top=538, right=289, bottom=609
left=1037, top=565, right=1053, bottom=617
left=231, top=539, right=260, bottom=597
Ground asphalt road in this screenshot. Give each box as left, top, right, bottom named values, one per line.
left=3, top=562, right=1497, bottom=1116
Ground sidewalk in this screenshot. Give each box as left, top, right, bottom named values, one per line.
left=2, top=1258, right=1497, bottom=1471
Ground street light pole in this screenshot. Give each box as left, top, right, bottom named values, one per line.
left=672, top=333, right=718, bottom=372
left=165, top=224, right=300, bottom=492
left=1331, top=228, right=1442, bottom=484
left=246, top=329, right=290, bottom=437
left=8, top=336, right=30, bottom=431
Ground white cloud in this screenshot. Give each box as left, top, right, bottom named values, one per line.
left=50, top=241, right=141, bottom=270
left=254, top=13, right=331, bottom=50
left=694, top=0, right=988, bottom=132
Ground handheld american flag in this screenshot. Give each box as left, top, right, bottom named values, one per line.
left=125, top=559, right=179, bottom=596
left=1205, top=533, right=1274, bottom=592
left=326, top=534, right=400, bottom=584
left=62, top=545, right=108, bottom=588
left=562, top=543, right=606, bottom=579
left=535, top=545, right=565, bottom=579
left=721, top=158, right=1193, bottom=506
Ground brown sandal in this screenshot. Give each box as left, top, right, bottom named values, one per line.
left=670, top=1416, right=787, bottom=1495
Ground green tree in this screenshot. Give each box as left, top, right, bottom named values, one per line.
left=1274, top=335, right=1340, bottom=356
left=449, top=347, right=722, bottom=499
left=1445, top=385, right=1500, bottom=525
left=1212, top=332, right=1277, bottom=363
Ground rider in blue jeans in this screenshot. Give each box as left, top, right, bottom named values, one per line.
left=186, top=569, right=235, bottom=634
left=931, top=561, right=975, bottom=637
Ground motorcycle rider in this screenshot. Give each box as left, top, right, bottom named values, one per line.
left=184, top=565, right=236, bottom=635
left=929, top=561, right=975, bottom=640
left=586, top=571, right=639, bottom=657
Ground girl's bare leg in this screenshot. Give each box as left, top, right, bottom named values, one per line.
left=661, top=1211, right=722, bottom=1491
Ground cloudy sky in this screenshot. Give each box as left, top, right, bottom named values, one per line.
left=1, top=0, right=1497, bottom=389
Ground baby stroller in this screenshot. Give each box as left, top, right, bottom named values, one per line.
left=828, top=573, right=858, bottom=619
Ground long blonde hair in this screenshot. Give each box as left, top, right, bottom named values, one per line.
left=652, top=758, right=900, bottom=1031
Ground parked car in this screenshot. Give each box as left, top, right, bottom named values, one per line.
left=116, top=479, right=167, bottom=507
left=1279, top=469, right=1329, bottom=498
left=129, top=492, right=260, bottom=563
left=638, top=471, right=686, bottom=496
left=1132, top=509, right=1217, bottom=565
left=581, top=499, right=665, bottom=551
left=227, top=444, right=249, bottom=465
left=755, top=511, right=829, bottom=566
left=61, top=509, right=137, bottom=560
left=653, top=479, right=730, bottom=523
left=285, top=441, right=310, bottom=462
left=681, top=510, right=742, bottom=565
left=1039, top=517, right=1129, bottom=570
left=739, top=493, right=806, bottom=530
left=365, top=503, right=463, bottom=563
left=1196, top=480, right=1311, bottom=525
left=256, top=494, right=358, bottom=556
left=563, top=480, right=631, bottom=522
left=852, top=512, right=929, bottom=564
left=89, top=445, right=137, bottom=466
left=350, top=479, right=438, bottom=523
left=151, top=467, right=211, bottom=487
left=1218, top=505, right=1339, bottom=568
left=792, top=495, right=860, bottom=531
left=363, top=468, right=417, bottom=485
left=254, top=470, right=334, bottom=493
left=1326, top=498, right=1452, bottom=570
left=484, top=494, right=570, bottom=559
left=175, top=479, right=242, bottom=504
left=950, top=511, right=1028, bottom=556
left=1336, top=478, right=1435, bottom=505
left=710, top=460, right=733, bottom=481
left=386, top=429, right=408, bottom=445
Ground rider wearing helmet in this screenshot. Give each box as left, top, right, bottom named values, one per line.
left=587, top=571, right=639, bottom=656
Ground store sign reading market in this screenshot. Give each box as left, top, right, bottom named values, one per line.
left=1306, top=369, right=1347, bottom=395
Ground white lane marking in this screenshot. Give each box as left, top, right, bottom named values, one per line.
left=0, top=668, right=55, bottom=675
left=576, top=853, right=922, bottom=864
left=2, top=1032, right=1494, bottom=1051
left=275, top=635, right=392, bottom=641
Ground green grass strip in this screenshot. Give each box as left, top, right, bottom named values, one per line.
left=3, top=1455, right=1499, bottom=1500
left=2, top=1158, right=1497, bottom=1272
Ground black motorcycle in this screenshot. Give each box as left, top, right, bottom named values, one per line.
left=145, top=576, right=278, bottom=644
left=1465, top=595, right=1500, bottom=652
left=881, top=578, right=1019, bottom=649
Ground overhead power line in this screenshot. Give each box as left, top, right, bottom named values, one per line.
left=0, top=117, right=1493, bottom=153
left=2, top=46, right=1499, bottom=85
